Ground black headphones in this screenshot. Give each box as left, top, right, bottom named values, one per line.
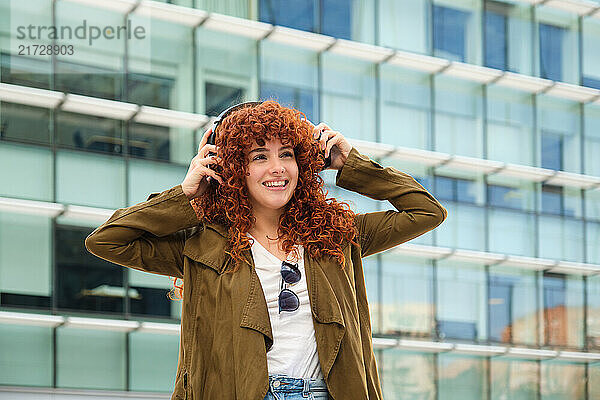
left=207, top=101, right=331, bottom=172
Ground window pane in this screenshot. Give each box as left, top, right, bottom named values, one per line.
left=56, top=225, right=124, bottom=315
left=540, top=362, right=585, bottom=400
left=54, top=2, right=125, bottom=100
left=382, top=350, right=435, bottom=399
left=489, top=266, right=537, bottom=346
left=436, top=202, right=486, bottom=251
left=538, top=215, right=584, bottom=263
left=129, top=332, right=179, bottom=392
left=438, top=354, right=487, bottom=400
left=437, top=260, right=487, bottom=342
left=379, top=0, right=429, bottom=54
left=128, top=159, right=186, bottom=205
left=433, top=0, right=481, bottom=64
left=583, top=18, right=600, bottom=89
left=486, top=86, right=534, bottom=166
left=491, top=359, right=538, bottom=400
left=588, top=221, right=600, bottom=266
left=260, top=41, right=318, bottom=122
left=381, top=255, right=433, bottom=337
left=56, top=150, right=125, bottom=209
left=321, top=0, right=374, bottom=44
left=434, top=76, right=483, bottom=159
left=57, top=328, right=126, bottom=390
left=0, top=102, right=51, bottom=145
left=0, top=212, right=52, bottom=307
left=380, top=66, right=430, bottom=149
left=536, top=7, right=579, bottom=84
left=197, top=29, right=257, bottom=114
left=588, top=276, right=600, bottom=351
left=488, top=208, right=535, bottom=257
left=0, top=142, right=53, bottom=201
left=56, top=112, right=124, bottom=156
left=259, top=0, right=316, bottom=32
left=128, top=16, right=193, bottom=112
left=584, top=104, right=600, bottom=177
left=322, top=53, right=376, bottom=142
left=542, top=273, right=584, bottom=348
left=485, top=9, right=507, bottom=70
left=0, top=324, right=53, bottom=387
left=196, top=0, right=249, bottom=18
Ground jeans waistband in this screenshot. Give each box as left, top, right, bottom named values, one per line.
left=268, top=375, right=328, bottom=393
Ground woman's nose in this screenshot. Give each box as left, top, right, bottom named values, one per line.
left=269, top=158, right=285, bottom=174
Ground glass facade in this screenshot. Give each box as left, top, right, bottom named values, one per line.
left=2, top=0, right=600, bottom=399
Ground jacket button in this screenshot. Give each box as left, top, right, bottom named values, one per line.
left=273, top=380, right=280, bottom=388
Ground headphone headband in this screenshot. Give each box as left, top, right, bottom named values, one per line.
left=208, top=101, right=263, bottom=145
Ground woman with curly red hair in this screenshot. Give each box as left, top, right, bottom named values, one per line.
left=85, top=100, right=447, bottom=400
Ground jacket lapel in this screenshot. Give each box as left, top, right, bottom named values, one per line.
left=304, top=255, right=346, bottom=380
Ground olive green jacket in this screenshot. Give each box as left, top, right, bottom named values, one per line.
left=85, top=147, right=447, bottom=400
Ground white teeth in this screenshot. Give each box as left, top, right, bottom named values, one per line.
left=264, top=181, right=286, bottom=187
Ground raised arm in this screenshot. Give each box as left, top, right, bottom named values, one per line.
left=336, top=147, right=448, bottom=258
left=85, top=128, right=224, bottom=277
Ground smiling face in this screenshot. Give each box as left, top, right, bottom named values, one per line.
left=244, top=137, right=299, bottom=216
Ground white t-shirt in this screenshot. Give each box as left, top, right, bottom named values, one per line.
left=248, top=233, right=324, bottom=379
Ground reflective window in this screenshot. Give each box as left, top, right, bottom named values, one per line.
left=322, top=53, right=376, bottom=142
left=583, top=18, right=600, bottom=89
left=381, top=255, right=433, bottom=337
left=436, top=202, right=486, bottom=251
left=484, top=5, right=507, bottom=70
left=382, top=350, right=435, bottom=399
left=56, top=112, right=124, bottom=156
left=196, top=0, right=249, bottom=19
left=538, top=215, right=584, bottom=264
left=536, top=7, right=579, bottom=84
left=0, top=52, right=51, bottom=90
left=0, top=324, right=53, bottom=387
left=540, top=361, right=585, bottom=400
left=488, top=208, right=535, bottom=257
left=127, top=72, right=174, bottom=109
left=57, top=328, right=126, bottom=390
left=542, top=273, right=584, bottom=348
left=260, top=41, right=318, bottom=122
left=435, top=176, right=477, bottom=204
left=205, top=82, right=245, bottom=116
left=487, top=86, right=534, bottom=166
left=584, top=104, right=600, bottom=178
left=56, top=225, right=124, bottom=315
left=379, top=0, right=429, bottom=54
left=129, top=332, right=179, bottom=392
left=0, top=212, right=52, bottom=310
left=55, top=60, right=123, bottom=101
left=0, top=142, right=53, bottom=201
left=489, top=268, right=537, bottom=346
left=588, top=276, right=600, bottom=351
left=438, top=354, right=488, bottom=399
left=0, top=102, right=51, bottom=145
left=437, top=260, right=487, bottom=342
left=380, top=66, right=431, bottom=149
left=433, top=5, right=469, bottom=62
left=491, top=358, right=538, bottom=400
left=434, top=76, right=483, bottom=159
left=433, top=0, right=482, bottom=65
left=259, top=0, right=316, bottom=32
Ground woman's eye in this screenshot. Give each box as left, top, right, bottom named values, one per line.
left=253, top=154, right=266, bottom=161
left=281, top=152, right=294, bottom=158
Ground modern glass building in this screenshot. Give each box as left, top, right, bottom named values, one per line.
left=1, top=0, right=600, bottom=399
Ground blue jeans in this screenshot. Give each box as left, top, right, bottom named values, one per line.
left=263, top=375, right=329, bottom=400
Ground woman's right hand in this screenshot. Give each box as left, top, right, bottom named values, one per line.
left=181, top=128, right=224, bottom=200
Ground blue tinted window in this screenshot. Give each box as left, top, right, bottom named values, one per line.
left=259, top=0, right=316, bottom=32
left=260, top=82, right=317, bottom=123
left=437, top=320, right=477, bottom=340
left=541, top=185, right=562, bottom=215
left=205, top=82, right=245, bottom=116
left=321, top=0, right=352, bottom=40
left=434, top=176, right=476, bottom=203
left=583, top=76, right=600, bottom=90
left=434, top=176, right=455, bottom=201
left=489, top=275, right=516, bottom=342
left=433, top=5, right=470, bottom=62
left=456, top=179, right=476, bottom=203
left=485, top=11, right=507, bottom=70
left=539, top=23, right=564, bottom=81
left=488, top=185, right=521, bottom=210
left=541, top=133, right=562, bottom=170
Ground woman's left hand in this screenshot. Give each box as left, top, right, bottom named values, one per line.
left=311, top=122, right=352, bottom=170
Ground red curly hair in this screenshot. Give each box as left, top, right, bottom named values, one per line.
left=168, top=100, right=358, bottom=300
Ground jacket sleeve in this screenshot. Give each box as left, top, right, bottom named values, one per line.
left=84, top=185, right=200, bottom=279
left=335, top=147, right=448, bottom=258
